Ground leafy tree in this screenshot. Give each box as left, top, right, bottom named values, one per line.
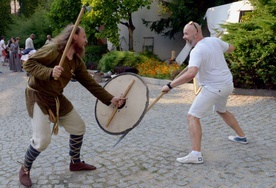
left=143, top=0, right=237, bottom=38
left=48, top=0, right=82, bottom=36
left=18, top=0, right=48, bottom=17
left=0, top=0, right=12, bottom=36
left=6, top=0, right=53, bottom=49
left=222, top=0, right=276, bottom=89
left=82, top=0, right=152, bottom=51
left=7, top=6, right=52, bottom=49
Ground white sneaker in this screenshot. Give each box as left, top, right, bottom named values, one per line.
left=176, top=153, right=204, bottom=164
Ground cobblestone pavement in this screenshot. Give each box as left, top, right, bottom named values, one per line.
left=0, top=65, right=275, bottom=188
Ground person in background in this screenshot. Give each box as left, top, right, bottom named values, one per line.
left=0, top=36, right=7, bottom=67
left=18, top=24, right=126, bottom=187
left=21, top=49, right=36, bottom=77
left=13, top=37, right=22, bottom=72
left=9, top=38, right=16, bottom=71
left=25, top=34, right=35, bottom=50
left=162, top=21, right=248, bottom=164
left=45, top=34, right=52, bottom=45
left=6, top=38, right=11, bottom=62
left=9, top=37, right=22, bottom=72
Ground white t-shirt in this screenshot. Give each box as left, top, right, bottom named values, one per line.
left=25, top=37, right=34, bottom=49
left=188, top=37, right=233, bottom=90
left=0, top=39, right=6, bottom=57
left=0, top=39, right=6, bottom=51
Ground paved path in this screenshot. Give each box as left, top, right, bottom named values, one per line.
left=0, top=65, right=275, bottom=188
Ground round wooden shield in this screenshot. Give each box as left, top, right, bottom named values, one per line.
left=95, top=73, right=149, bottom=135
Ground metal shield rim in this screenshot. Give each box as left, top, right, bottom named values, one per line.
left=94, top=72, right=149, bottom=135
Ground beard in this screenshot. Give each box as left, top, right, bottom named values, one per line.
left=186, top=39, right=192, bottom=45
left=73, top=42, right=85, bottom=58
left=186, top=39, right=196, bottom=47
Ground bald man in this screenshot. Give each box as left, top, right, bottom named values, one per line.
left=162, top=21, right=248, bottom=164
left=45, top=35, right=51, bottom=45
left=25, top=34, right=35, bottom=50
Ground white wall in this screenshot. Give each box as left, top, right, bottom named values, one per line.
left=205, top=0, right=253, bottom=37
left=117, top=1, right=185, bottom=61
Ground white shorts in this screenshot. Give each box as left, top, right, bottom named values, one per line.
left=188, top=83, right=234, bottom=118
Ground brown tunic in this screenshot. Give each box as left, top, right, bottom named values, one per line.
left=24, top=43, right=114, bottom=118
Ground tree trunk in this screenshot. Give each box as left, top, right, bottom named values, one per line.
left=14, top=0, right=17, bottom=14
left=128, top=13, right=135, bottom=51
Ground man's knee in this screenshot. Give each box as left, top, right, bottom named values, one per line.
left=216, top=110, right=228, bottom=116
left=187, top=114, right=199, bottom=122
left=31, top=136, right=51, bottom=152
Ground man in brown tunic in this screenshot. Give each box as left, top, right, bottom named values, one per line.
left=19, top=25, right=125, bottom=187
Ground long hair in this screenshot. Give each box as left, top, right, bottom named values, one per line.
left=52, top=24, right=83, bottom=54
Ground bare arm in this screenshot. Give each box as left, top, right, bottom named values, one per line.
left=162, top=66, right=198, bottom=92
left=226, top=44, right=235, bottom=53
left=171, top=66, right=198, bottom=87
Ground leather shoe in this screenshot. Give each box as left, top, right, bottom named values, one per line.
left=70, top=161, right=97, bottom=171
left=19, top=166, right=32, bottom=187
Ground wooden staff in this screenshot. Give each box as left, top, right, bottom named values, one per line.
left=146, top=66, right=188, bottom=113
left=55, top=5, right=88, bottom=80
left=193, top=78, right=202, bottom=95
left=106, top=79, right=135, bottom=128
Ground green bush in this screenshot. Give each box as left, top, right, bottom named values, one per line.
left=98, top=51, right=146, bottom=72
left=222, top=0, right=276, bottom=89
left=138, top=50, right=161, bottom=61
left=84, top=45, right=107, bottom=70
